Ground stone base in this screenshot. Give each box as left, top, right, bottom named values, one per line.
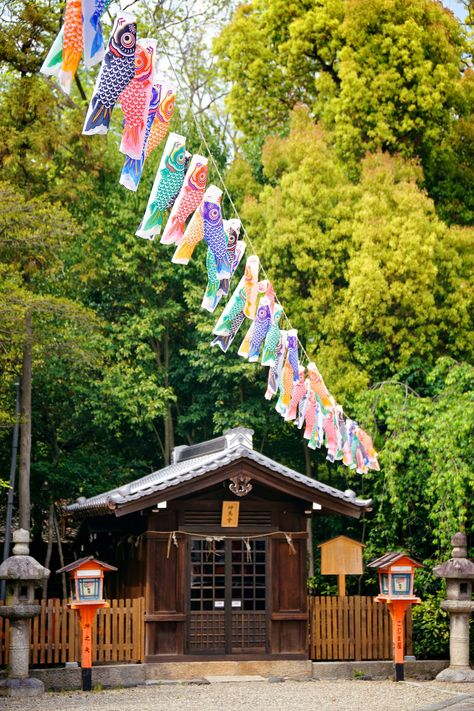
left=436, top=666, right=474, bottom=683
left=313, top=660, right=449, bottom=680
left=0, top=677, right=45, bottom=698
left=145, top=660, right=312, bottom=681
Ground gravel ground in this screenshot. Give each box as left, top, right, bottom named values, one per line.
left=2, top=680, right=474, bottom=711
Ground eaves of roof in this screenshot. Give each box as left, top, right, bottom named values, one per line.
left=66, top=445, right=372, bottom=518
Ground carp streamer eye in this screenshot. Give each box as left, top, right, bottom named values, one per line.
left=121, top=31, right=135, bottom=48
left=196, top=167, right=207, bottom=185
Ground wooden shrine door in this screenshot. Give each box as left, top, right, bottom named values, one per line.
left=186, top=538, right=268, bottom=654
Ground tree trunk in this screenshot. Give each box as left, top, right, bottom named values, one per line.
left=303, top=442, right=312, bottom=477
left=18, top=311, right=32, bottom=533
left=53, top=507, right=67, bottom=599
left=42, top=503, right=54, bottom=599
left=163, top=329, right=174, bottom=464
left=149, top=333, right=174, bottom=465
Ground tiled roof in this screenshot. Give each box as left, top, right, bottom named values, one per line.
left=367, top=552, right=423, bottom=569
left=66, top=427, right=372, bottom=517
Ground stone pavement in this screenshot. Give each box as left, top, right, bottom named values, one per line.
left=409, top=681, right=474, bottom=711
left=1, top=679, right=474, bottom=711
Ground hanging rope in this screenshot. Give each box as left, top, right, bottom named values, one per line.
left=166, top=529, right=178, bottom=558
left=283, top=532, right=297, bottom=556
left=161, top=528, right=305, bottom=558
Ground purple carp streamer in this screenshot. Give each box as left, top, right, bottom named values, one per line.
left=172, top=185, right=222, bottom=265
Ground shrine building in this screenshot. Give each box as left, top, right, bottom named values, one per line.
left=66, top=428, right=372, bottom=662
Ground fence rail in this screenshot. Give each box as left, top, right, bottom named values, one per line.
left=308, top=595, right=412, bottom=661
left=0, top=596, right=411, bottom=666
left=0, top=598, right=145, bottom=667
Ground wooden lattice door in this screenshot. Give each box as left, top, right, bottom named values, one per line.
left=187, top=538, right=268, bottom=654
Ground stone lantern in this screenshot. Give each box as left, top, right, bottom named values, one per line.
left=0, top=529, right=50, bottom=698
left=433, top=532, right=474, bottom=682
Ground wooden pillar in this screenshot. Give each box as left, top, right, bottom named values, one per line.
left=337, top=574, right=346, bottom=597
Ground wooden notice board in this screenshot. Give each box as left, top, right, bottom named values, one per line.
left=318, top=535, right=365, bottom=596
left=221, top=501, right=240, bottom=527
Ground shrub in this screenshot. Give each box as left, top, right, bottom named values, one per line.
left=412, top=594, right=449, bottom=659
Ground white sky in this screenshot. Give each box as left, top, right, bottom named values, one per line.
left=442, top=0, right=468, bottom=20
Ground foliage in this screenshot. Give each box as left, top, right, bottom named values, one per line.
left=215, top=0, right=469, bottom=170
left=0, top=180, right=100, bottom=414
left=355, top=358, right=474, bottom=555
left=239, top=107, right=473, bottom=398
left=422, top=75, right=474, bottom=225
left=0, top=0, right=61, bottom=76
left=411, top=592, right=450, bottom=660
left=307, top=576, right=339, bottom=597
left=332, top=0, right=466, bottom=165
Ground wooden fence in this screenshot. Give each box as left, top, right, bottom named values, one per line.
left=308, top=595, right=412, bottom=661
left=0, top=596, right=411, bottom=666
left=0, top=598, right=145, bottom=667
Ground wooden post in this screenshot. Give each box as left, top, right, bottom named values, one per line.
left=77, top=606, right=97, bottom=691
left=387, top=599, right=410, bottom=681
left=337, top=574, right=346, bottom=597
left=319, top=536, right=364, bottom=597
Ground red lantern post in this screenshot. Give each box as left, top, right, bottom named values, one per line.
left=57, top=557, right=117, bottom=691
left=368, top=552, right=423, bottom=681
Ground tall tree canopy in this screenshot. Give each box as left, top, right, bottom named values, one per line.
left=215, top=0, right=469, bottom=166
left=237, top=107, right=473, bottom=395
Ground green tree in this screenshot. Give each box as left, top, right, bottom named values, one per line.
left=0, top=181, right=100, bottom=531
left=334, top=152, right=473, bottom=382
left=355, top=358, right=474, bottom=557
left=238, top=107, right=473, bottom=396
left=215, top=0, right=470, bottom=178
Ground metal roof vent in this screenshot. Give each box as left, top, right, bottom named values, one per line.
left=172, top=436, right=227, bottom=464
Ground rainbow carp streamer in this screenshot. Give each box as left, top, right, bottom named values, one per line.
left=136, top=132, right=187, bottom=240
left=265, top=330, right=288, bottom=400
left=41, top=0, right=111, bottom=94
left=160, top=155, right=208, bottom=245
left=211, top=279, right=247, bottom=353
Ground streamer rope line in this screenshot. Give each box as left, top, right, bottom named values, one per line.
left=161, top=529, right=302, bottom=558
left=133, top=1, right=370, bottom=432
left=139, top=0, right=313, bottom=367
